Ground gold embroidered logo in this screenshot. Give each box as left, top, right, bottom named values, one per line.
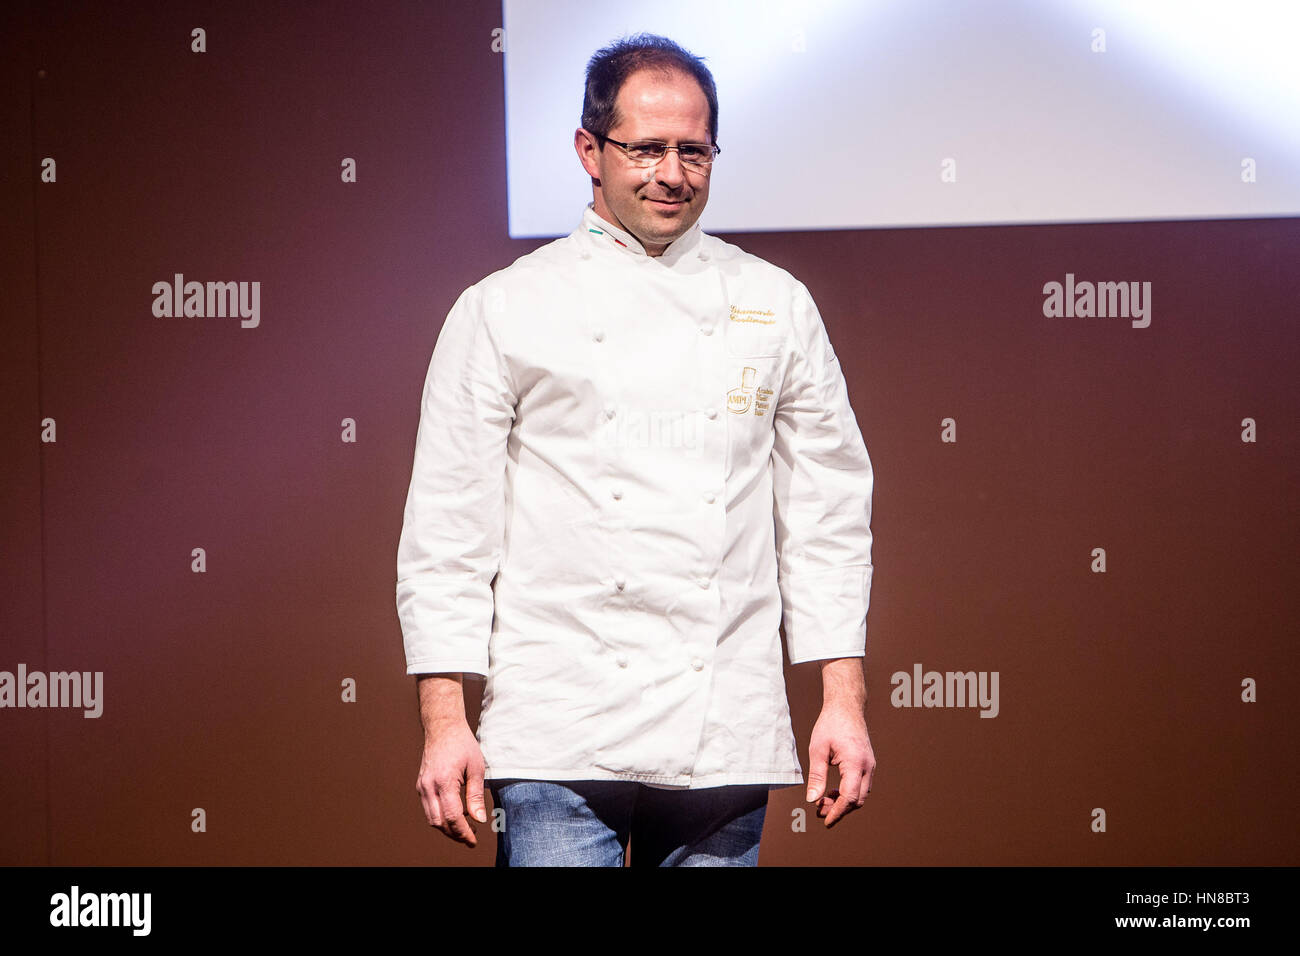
left=727, top=366, right=774, bottom=416
left=729, top=305, right=776, bottom=325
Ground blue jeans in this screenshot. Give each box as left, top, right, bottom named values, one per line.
left=487, top=779, right=770, bottom=867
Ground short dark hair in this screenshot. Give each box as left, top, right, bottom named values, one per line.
left=582, top=33, right=719, bottom=145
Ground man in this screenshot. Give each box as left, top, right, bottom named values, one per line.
left=396, top=34, right=876, bottom=867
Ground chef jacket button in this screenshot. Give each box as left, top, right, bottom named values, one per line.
left=593, top=329, right=605, bottom=343
left=691, top=658, right=705, bottom=671
left=705, top=407, right=718, bottom=420
left=611, top=488, right=623, bottom=500
left=617, top=655, right=629, bottom=668
left=605, top=406, right=616, bottom=420
left=703, top=492, right=716, bottom=504
left=697, top=576, right=710, bottom=589
left=614, top=577, right=626, bottom=591
left=700, top=324, right=714, bottom=336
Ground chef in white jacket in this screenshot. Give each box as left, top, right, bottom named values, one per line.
left=398, top=34, right=876, bottom=866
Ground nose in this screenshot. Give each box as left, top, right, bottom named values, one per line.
left=655, top=148, right=687, bottom=189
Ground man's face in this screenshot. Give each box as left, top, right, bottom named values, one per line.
left=576, top=68, right=713, bottom=257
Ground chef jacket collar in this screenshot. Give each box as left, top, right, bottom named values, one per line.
left=580, top=203, right=707, bottom=267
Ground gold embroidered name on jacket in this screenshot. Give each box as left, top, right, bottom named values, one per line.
left=396, top=204, right=874, bottom=789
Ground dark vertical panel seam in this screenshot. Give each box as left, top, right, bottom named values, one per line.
left=28, top=24, right=50, bottom=868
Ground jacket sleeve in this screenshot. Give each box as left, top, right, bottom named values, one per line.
left=396, top=282, right=516, bottom=676
left=770, top=280, right=874, bottom=664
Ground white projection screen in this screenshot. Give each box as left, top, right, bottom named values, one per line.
left=502, top=0, right=1300, bottom=237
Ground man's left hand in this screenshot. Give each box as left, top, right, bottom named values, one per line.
left=806, top=699, right=876, bottom=827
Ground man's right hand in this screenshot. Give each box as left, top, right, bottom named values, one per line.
left=414, top=674, right=488, bottom=848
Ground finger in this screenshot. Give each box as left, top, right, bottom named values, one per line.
left=418, top=777, right=443, bottom=829
left=839, top=766, right=865, bottom=810
left=465, top=764, right=488, bottom=825
left=825, top=761, right=864, bottom=826
left=859, top=759, right=876, bottom=802
left=436, top=779, right=477, bottom=847
left=824, top=788, right=856, bottom=828
left=806, top=739, right=830, bottom=802
left=814, top=790, right=838, bottom=819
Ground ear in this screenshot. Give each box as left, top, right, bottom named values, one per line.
left=574, top=128, right=603, bottom=181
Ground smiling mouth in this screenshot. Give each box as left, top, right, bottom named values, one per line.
left=647, top=197, right=687, bottom=209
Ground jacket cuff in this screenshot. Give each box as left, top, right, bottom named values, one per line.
left=405, top=656, right=489, bottom=679
left=778, top=565, right=871, bottom=663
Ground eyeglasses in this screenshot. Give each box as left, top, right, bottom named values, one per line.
left=598, top=136, right=721, bottom=169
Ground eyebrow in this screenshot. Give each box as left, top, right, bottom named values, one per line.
left=626, top=138, right=711, bottom=144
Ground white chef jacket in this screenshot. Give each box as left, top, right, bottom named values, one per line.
left=396, top=203, right=874, bottom=789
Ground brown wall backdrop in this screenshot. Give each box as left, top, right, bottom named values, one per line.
left=2, top=1, right=1296, bottom=867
